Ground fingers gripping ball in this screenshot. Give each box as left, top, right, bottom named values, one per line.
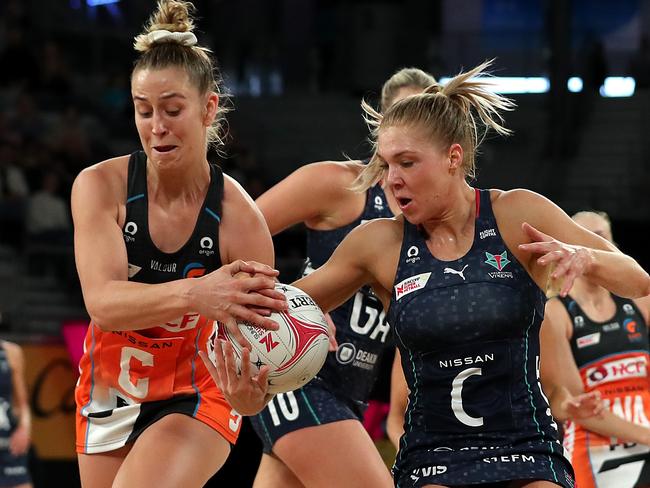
left=207, top=283, right=330, bottom=394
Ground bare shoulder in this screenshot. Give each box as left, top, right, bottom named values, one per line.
left=344, top=215, right=403, bottom=266
left=294, top=159, right=364, bottom=189
left=491, top=188, right=550, bottom=218
left=72, top=155, right=130, bottom=208
left=222, top=173, right=257, bottom=212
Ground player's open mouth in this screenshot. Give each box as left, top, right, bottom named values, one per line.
left=397, top=198, right=412, bottom=209
left=153, top=145, right=177, bottom=153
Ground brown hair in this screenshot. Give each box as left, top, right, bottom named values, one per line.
left=132, top=0, right=229, bottom=148
left=380, top=67, right=437, bottom=111
left=354, top=60, right=515, bottom=191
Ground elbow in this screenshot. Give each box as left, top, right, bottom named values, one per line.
left=85, top=301, right=117, bottom=332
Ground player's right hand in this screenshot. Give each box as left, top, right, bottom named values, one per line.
left=188, top=260, right=287, bottom=339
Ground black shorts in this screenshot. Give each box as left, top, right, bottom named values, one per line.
left=0, top=445, right=30, bottom=488
left=250, top=379, right=364, bottom=454
left=393, top=441, right=575, bottom=488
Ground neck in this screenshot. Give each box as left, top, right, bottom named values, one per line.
left=420, top=182, right=476, bottom=240
left=147, top=158, right=211, bottom=202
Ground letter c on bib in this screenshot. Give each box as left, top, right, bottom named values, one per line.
left=118, top=347, right=154, bottom=399
left=451, top=367, right=484, bottom=427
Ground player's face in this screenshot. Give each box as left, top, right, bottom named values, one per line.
left=377, top=124, right=455, bottom=224
left=131, top=67, right=217, bottom=170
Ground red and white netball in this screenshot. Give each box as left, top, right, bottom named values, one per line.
left=207, top=283, right=330, bottom=394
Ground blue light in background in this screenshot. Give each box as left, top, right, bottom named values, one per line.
left=86, top=0, right=120, bottom=6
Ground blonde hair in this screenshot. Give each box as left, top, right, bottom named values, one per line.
left=380, top=67, right=437, bottom=111
left=571, top=210, right=611, bottom=227
left=353, top=60, right=515, bottom=191
left=132, top=0, right=229, bottom=149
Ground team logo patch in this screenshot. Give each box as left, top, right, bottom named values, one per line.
left=183, top=262, right=206, bottom=278
left=484, top=251, right=510, bottom=271
left=625, top=318, right=643, bottom=342
left=585, top=355, right=647, bottom=387
left=576, top=332, right=600, bottom=348
left=395, top=272, right=431, bottom=300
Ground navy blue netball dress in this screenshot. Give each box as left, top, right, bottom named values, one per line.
left=250, top=184, right=394, bottom=453
left=390, top=189, right=574, bottom=488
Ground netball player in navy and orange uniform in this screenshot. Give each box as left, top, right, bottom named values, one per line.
left=249, top=69, right=436, bottom=488
left=541, top=211, right=650, bottom=488
left=72, top=2, right=287, bottom=487
left=0, top=341, right=31, bottom=488
left=288, top=60, right=650, bottom=488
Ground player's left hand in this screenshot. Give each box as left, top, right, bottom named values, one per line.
left=199, top=340, right=273, bottom=416
left=518, top=222, right=595, bottom=297
left=562, top=390, right=604, bottom=420
left=9, top=424, right=30, bottom=456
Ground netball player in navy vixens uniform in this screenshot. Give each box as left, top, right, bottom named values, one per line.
left=250, top=68, right=436, bottom=488
left=292, top=59, right=650, bottom=488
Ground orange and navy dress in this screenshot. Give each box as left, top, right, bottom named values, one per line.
left=75, top=151, right=241, bottom=454
left=559, top=294, right=650, bottom=487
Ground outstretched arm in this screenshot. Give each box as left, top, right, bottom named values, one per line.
left=497, top=190, right=650, bottom=298
left=255, top=161, right=364, bottom=235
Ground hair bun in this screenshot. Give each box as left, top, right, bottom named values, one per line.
left=147, top=29, right=197, bottom=46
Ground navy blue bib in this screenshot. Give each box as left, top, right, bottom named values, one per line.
left=390, top=189, right=559, bottom=453
left=303, top=183, right=394, bottom=405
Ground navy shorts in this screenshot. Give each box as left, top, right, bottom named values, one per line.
left=250, top=379, right=364, bottom=453
left=0, top=443, right=30, bottom=488
left=393, top=441, right=575, bottom=488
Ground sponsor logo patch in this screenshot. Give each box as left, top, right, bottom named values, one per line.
left=585, top=355, right=647, bottom=387
left=576, top=332, right=601, bottom=349
left=395, top=273, right=431, bottom=300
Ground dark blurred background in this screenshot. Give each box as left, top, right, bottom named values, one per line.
left=0, top=0, right=649, bottom=486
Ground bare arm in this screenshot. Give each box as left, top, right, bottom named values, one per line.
left=541, top=299, right=650, bottom=444
left=5, top=342, right=31, bottom=456
left=72, top=163, right=285, bottom=332
left=292, top=218, right=399, bottom=313
left=496, top=190, right=650, bottom=298
left=387, top=349, right=407, bottom=449
left=255, top=161, right=364, bottom=235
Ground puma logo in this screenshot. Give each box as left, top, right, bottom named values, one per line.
left=444, top=264, right=468, bottom=281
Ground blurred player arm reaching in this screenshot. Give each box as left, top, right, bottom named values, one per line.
left=387, top=349, right=407, bottom=449
left=497, top=189, right=650, bottom=298
left=72, top=164, right=286, bottom=333
left=255, top=160, right=365, bottom=235
left=541, top=299, right=650, bottom=444
left=292, top=218, right=398, bottom=314
left=4, top=342, right=31, bottom=456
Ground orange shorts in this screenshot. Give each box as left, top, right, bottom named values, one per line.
left=75, top=316, right=242, bottom=454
